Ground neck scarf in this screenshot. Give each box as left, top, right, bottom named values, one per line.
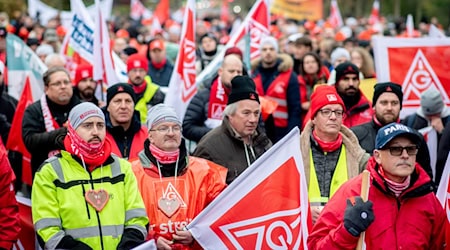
left=131, top=81, right=147, bottom=95
left=151, top=58, right=167, bottom=70
left=207, top=78, right=229, bottom=119
left=312, top=130, right=343, bottom=152
left=149, top=143, right=180, bottom=164
left=64, top=125, right=110, bottom=171
left=378, top=166, right=411, bottom=197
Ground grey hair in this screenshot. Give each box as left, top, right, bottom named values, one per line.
left=43, top=67, right=70, bottom=86
left=222, top=102, right=239, bottom=117
left=44, top=53, right=67, bottom=68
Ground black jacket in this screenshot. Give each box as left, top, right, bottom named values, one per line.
left=182, top=76, right=216, bottom=143
left=147, top=60, right=174, bottom=87
left=22, top=95, right=80, bottom=176
left=351, top=119, right=434, bottom=181
left=436, top=122, right=450, bottom=185
left=0, top=84, right=18, bottom=143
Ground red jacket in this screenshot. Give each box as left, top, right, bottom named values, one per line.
left=0, top=140, right=20, bottom=249
left=106, top=127, right=148, bottom=161
left=308, top=157, right=446, bottom=250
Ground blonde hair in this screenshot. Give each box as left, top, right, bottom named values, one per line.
left=351, top=47, right=375, bottom=78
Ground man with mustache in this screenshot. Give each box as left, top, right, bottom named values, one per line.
left=308, top=123, right=445, bottom=249
left=333, top=61, right=373, bottom=128
left=194, top=76, right=272, bottom=184
left=32, top=102, right=148, bottom=250
left=73, top=64, right=103, bottom=107
left=126, top=54, right=165, bottom=124
left=300, top=85, right=369, bottom=224
left=351, top=82, right=433, bottom=180
left=23, top=67, right=81, bottom=179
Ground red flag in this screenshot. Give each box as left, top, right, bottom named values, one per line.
left=188, top=128, right=311, bottom=249
left=13, top=197, right=37, bottom=250
left=6, top=76, right=33, bottom=185
left=130, top=0, right=152, bottom=20
left=164, top=0, right=196, bottom=120
left=436, top=153, right=450, bottom=250
left=154, top=0, right=169, bottom=24
left=221, top=0, right=230, bottom=24
left=368, top=0, right=380, bottom=25
left=328, top=0, right=343, bottom=28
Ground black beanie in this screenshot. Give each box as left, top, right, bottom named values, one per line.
left=335, top=61, right=359, bottom=84
left=227, top=76, right=260, bottom=105
left=107, top=83, right=136, bottom=107
left=372, top=82, right=403, bottom=108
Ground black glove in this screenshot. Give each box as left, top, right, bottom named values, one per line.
left=343, top=196, right=374, bottom=237
left=55, top=235, right=93, bottom=250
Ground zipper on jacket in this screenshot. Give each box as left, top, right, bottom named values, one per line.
left=123, top=136, right=128, bottom=158
left=81, top=183, right=91, bottom=220
left=89, top=171, right=105, bottom=250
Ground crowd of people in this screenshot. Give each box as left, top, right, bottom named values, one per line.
left=0, top=5, right=449, bottom=250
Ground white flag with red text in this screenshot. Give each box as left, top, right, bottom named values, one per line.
left=418, top=126, right=438, bottom=180
left=328, top=0, right=343, bottom=28
left=130, top=0, right=152, bottom=21
left=368, top=0, right=380, bottom=25
left=187, top=128, right=311, bottom=249
left=93, top=0, right=120, bottom=98
left=164, top=0, right=197, bottom=120
left=195, top=0, right=270, bottom=86
left=436, top=153, right=450, bottom=249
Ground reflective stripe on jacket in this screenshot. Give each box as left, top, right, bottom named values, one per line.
left=32, top=151, right=148, bottom=250
left=135, top=76, right=159, bottom=124
left=253, top=70, right=292, bottom=127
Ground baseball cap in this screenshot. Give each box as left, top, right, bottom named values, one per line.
left=375, top=123, right=421, bottom=149
left=149, top=39, right=165, bottom=51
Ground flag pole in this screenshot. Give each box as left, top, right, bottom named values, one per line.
left=357, top=170, right=370, bottom=250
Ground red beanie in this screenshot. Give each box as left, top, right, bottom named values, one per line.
left=127, top=54, right=148, bottom=72
left=74, top=64, right=93, bottom=86
left=310, top=85, right=345, bottom=118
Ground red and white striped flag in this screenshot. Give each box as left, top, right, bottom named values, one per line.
left=164, top=0, right=196, bottom=120
left=195, top=0, right=270, bottom=86
left=93, top=0, right=120, bottom=98
left=328, top=0, right=343, bottom=29
left=130, top=0, right=152, bottom=21
left=187, top=128, right=311, bottom=249
left=368, top=0, right=380, bottom=25
left=436, top=153, right=450, bottom=250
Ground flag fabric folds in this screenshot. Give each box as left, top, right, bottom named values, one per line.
left=164, top=0, right=197, bottom=120
left=328, top=0, right=343, bottom=29
left=188, top=128, right=311, bottom=249
left=436, top=153, right=450, bottom=250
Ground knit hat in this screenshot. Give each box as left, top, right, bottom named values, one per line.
left=372, top=82, right=403, bottom=108
left=200, top=32, right=218, bottom=44
left=330, top=47, right=350, bottom=65
left=122, top=47, right=138, bottom=56
left=149, top=39, right=165, bottom=51
left=43, top=28, right=58, bottom=42
left=74, top=64, right=93, bottom=86
left=69, top=102, right=105, bottom=129
left=224, top=46, right=243, bottom=59
left=259, top=36, right=279, bottom=52
left=375, top=123, right=421, bottom=149
left=227, top=76, right=260, bottom=105
left=106, top=83, right=136, bottom=107
left=36, top=44, right=54, bottom=57
left=146, top=104, right=181, bottom=130
left=127, top=54, right=148, bottom=72
left=310, top=85, right=345, bottom=117
left=335, top=61, right=359, bottom=83
left=420, top=87, right=444, bottom=116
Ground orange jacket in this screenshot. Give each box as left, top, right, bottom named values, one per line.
left=132, top=156, right=227, bottom=249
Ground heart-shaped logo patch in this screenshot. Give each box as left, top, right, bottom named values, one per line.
left=158, top=197, right=180, bottom=218
left=85, top=189, right=109, bottom=212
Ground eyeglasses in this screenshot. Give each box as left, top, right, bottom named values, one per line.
left=150, top=125, right=182, bottom=134
left=48, top=80, right=71, bottom=88
left=318, top=109, right=344, bottom=118
left=384, top=146, right=419, bottom=156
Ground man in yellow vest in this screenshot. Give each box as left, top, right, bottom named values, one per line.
left=32, top=102, right=148, bottom=249
left=127, top=54, right=165, bottom=124
left=300, top=85, right=369, bottom=224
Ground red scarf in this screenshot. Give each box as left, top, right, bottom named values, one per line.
left=207, top=78, right=230, bottom=119
left=64, top=125, right=111, bottom=172
left=151, top=58, right=167, bottom=70
left=312, top=130, right=343, bottom=152
left=131, top=81, right=147, bottom=95
left=378, top=166, right=411, bottom=197
left=149, top=143, right=179, bottom=164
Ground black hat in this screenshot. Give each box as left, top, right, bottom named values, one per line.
left=122, top=47, right=138, bottom=56
left=227, top=76, right=260, bottom=105
left=26, top=38, right=40, bottom=47
left=372, top=82, right=403, bottom=108
left=0, top=27, right=6, bottom=38
left=106, top=83, right=136, bottom=107
left=335, top=61, right=359, bottom=83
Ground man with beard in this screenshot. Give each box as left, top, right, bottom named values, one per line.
left=126, top=54, right=165, bottom=124
left=333, top=62, right=373, bottom=128
left=73, top=64, right=103, bottom=107
left=351, top=82, right=433, bottom=179
left=22, top=67, right=80, bottom=178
